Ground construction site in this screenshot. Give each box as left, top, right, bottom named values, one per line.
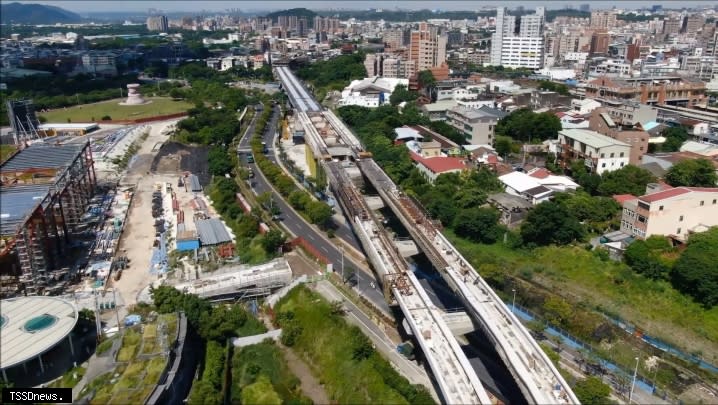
left=0, top=141, right=98, bottom=296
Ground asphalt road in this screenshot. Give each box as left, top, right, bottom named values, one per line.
left=238, top=105, right=390, bottom=315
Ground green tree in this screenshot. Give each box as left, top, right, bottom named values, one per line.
left=495, top=108, right=561, bottom=142
left=417, top=70, right=436, bottom=88
left=624, top=236, right=672, bottom=280
left=660, top=127, right=689, bottom=152
left=671, top=227, right=718, bottom=307
left=521, top=201, right=585, bottom=246
left=597, top=165, right=657, bottom=196
left=261, top=229, right=287, bottom=254
left=188, top=380, right=222, bottom=405
left=389, top=84, right=418, bottom=106
left=306, top=201, right=334, bottom=227
left=494, top=135, right=513, bottom=157
left=241, top=375, right=282, bottom=405
left=573, top=376, right=612, bottom=405
left=453, top=207, right=502, bottom=244
left=665, top=158, right=718, bottom=187
left=542, top=296, right=573, bottom=327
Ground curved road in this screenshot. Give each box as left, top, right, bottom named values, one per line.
left=237, top=105, right=391, bottom=315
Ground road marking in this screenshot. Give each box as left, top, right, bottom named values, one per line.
left=320, top=246, right=329, bottom=253
left=307, top=234, right=316, bottom=241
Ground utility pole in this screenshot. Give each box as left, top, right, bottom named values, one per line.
left=112, top=287, right=121, bottom=331
left=341, top=244, right=345, bottom=282
left=629, top=356, right=640, bottom=404
left=93, top=288, right=102, bottom=342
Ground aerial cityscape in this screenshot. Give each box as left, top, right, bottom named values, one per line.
left=0, top=1, right=717, bottom=404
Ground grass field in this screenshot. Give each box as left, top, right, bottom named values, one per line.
left=39, top=97, right=193, bottom=123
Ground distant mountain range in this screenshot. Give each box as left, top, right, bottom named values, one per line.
left=1, top=2, right=83, bottom=24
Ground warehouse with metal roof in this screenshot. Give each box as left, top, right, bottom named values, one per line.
left=196, top=218, right=232, bottom=246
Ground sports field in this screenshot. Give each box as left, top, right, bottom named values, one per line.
left=40, top=97, right=193, bottom=123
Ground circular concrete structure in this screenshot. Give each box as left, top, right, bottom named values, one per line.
left=0, top=296, right=78, bottom=370
left=119, top=83, right=151, bottom=106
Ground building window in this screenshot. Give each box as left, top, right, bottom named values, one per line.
left=659, top=206, right=664, bottom=211
left=700, top=201, right=704, bottom=206
left=620, top=152, right=624, bottom=157
left=602, top=163, right=606, bottom=168
left=640, top=147, right=644, bottom=151
left=713, top=199, right=717, bottom=204
left=679, top=215, right=683, bottom=221
left=620, top=162, right=625, bottom=167
left=677, top=228, right=681, bottom=235
left=610, top=152, right=615, bottom=158
left=601, top=153, right=605, bottom=158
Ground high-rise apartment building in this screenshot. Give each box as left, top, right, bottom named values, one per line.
left=590, top=31, right=610, bottom=55
left=383, top=28, right=405, bottom=49
left=590, top=10, right=617, bottom=30
left=663, top=18, right=682, bottom=35
left=408, top=23, right=447, bottom=72
left=146, top=15, right=168, bottom=32
left=490, top=7, right=544, bottom=69
left=683, top=14, right=705, bottom=35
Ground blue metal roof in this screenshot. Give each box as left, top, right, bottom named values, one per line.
left=0, top=184, right=51, bottom=236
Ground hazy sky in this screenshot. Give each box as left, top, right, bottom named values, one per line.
left=8, top=0, right=716, bottom=13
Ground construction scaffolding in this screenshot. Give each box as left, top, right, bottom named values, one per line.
left=0, top=141, right=97, bottom=297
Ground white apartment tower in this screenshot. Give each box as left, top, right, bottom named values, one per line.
left=490, top=7, right=545, bottom=69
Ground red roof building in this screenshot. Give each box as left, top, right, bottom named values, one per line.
left=409, top=152, right=468, bottom=182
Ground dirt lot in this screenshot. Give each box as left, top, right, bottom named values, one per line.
left=109, top=119, right=183, bottom=306
left=150, top=141, right=210, bottom=186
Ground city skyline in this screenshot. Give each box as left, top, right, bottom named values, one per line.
left=8, top=0, right=716, bottom=14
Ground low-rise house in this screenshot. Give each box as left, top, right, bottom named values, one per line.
left=409, top=153, right=468, bottom=183
left=525, top=168, right=579, bottom=192
left=446, top=105, right=508, bottom=145
left=589, top=108, right=650, bottom=165
left=619, top=183, right=718, bottom=242
left=498, top=171, right=554, bottom=205
left=557, top=129, right=632, bottom=174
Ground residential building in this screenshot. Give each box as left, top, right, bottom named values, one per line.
left=490, top=7, right=545, bottom=69
left=408, top=23, right=447, bottom=72
left=409, top=153, right=468, bottom=183
left=590, top=10, right=617, bottom=30
left=585, top=76, right=706, bottom=107
left=571, top=98, right=602, bottom=115
left=589, top=108, right=650, bottom=165
left=590, top=31, right=610, bottom=56
left=446, top=105, right=508, bottom=145
left=597, top=101, right=658, bottom=127
left=146, top=15, right=168, bottom=32
left=498, top=171, right=554, bottom=205
left=80, top=52, right=117, bottom=77
left=525, top=168, right=580, bottom=192
left=683, top=14, right=705, bottom=35
left=620, top=184, right=718, bottom=242
left=663, top=18, right=682, bottom=35
left=557, top=128, right=632, bottom=174
left=382, top=28, right=406, bottom=50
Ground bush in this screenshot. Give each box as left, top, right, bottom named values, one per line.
left=101, top=115, right=112, bottom=121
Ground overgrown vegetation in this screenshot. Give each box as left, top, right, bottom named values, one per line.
left=295, top=52, right=367, bottom=96
left=230, top=341, right=311, bottom=404
left=275, top=285, right=435, bottom=404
